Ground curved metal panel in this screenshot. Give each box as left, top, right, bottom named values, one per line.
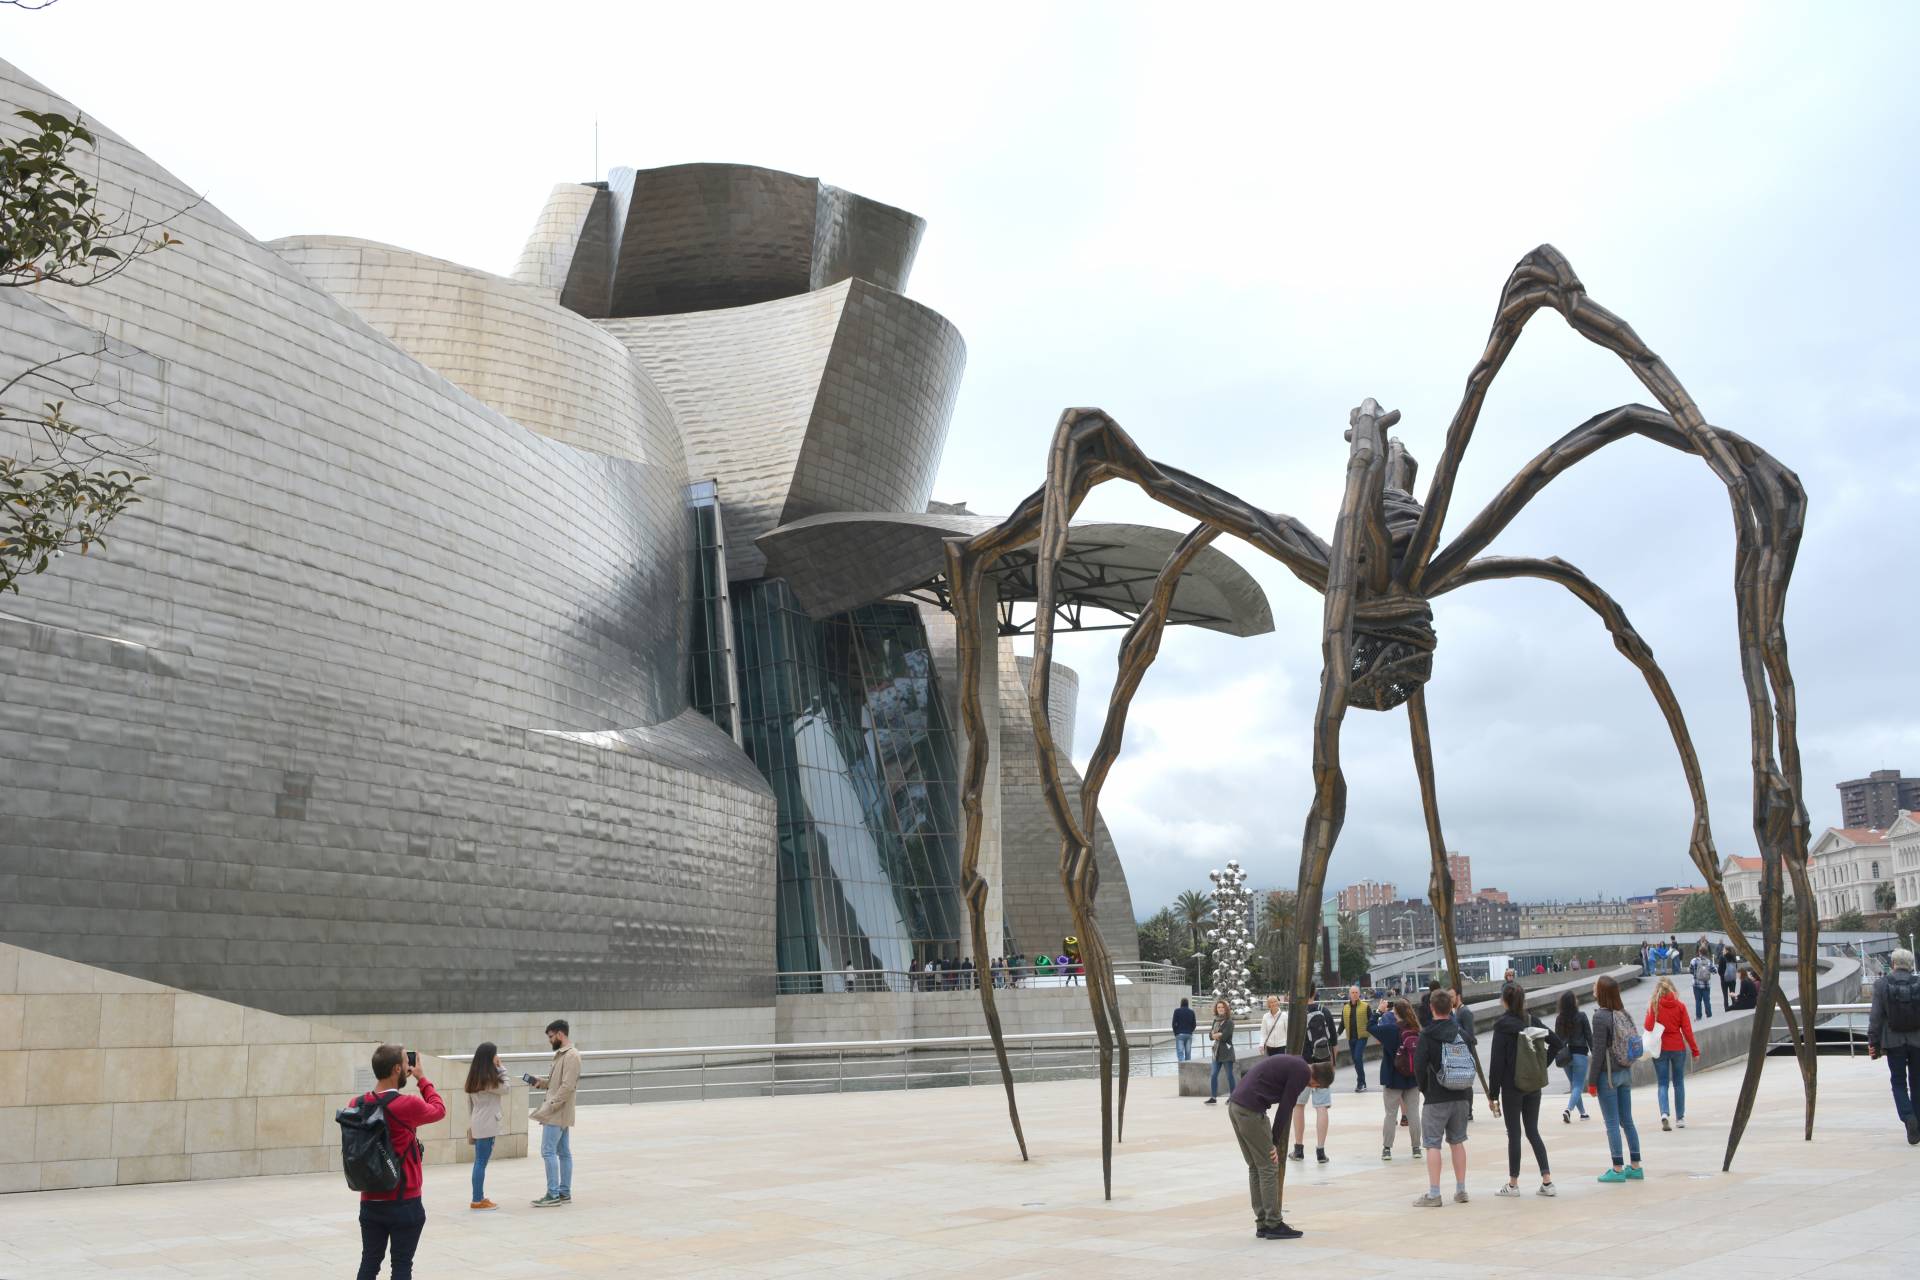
left=0, top=58, right=777, bottom=1017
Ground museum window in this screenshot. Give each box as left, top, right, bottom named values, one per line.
left=731, top=579, right=965, bottom=986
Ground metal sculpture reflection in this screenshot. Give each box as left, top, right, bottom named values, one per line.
left=947, top=246, right=1817, bottom=1198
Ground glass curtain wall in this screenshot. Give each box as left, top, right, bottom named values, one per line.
left=731, top=579, right=965, bottom=986
left=685, top=482, right=738, bottom=740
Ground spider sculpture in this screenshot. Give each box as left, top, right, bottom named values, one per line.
left=944, top=246, right=1818, bottom=1200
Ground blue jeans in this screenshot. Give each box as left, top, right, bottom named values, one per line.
left=1655, top=1052, right=1688, bottom=1119
left=1887, top=1045, right=1918, bottom=1122
left=1594, top=1066, right=1640, bottom=1166
left=1563, top=1052, right=1589, bottom=1115
left=1349, top=1038, right=1367, bottom=1088
left=470, top=1136, right=494, bottom=1202
left=1210, top=1057, right=1237, bottom=1098
left=540, top=1124, right=572, bottom=1196
left=1174, top=1032, right=1193, bottom=1062
left=1693, top=983, right=1712, bottom=1019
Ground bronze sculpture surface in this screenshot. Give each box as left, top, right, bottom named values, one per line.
left=946, top=246, right=1817, bottom=1199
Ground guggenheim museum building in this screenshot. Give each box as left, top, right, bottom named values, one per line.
left=0, top=57, right=1271, bottom=1048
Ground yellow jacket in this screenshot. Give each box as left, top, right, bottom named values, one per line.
left=1341, top=998, right=1371, bottom=1042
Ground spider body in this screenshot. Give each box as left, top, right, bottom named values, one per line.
left=946, top=245, right=1818, bottom=1199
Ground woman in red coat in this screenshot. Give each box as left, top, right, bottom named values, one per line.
left=1644, top=977, right=1702, bottom=1129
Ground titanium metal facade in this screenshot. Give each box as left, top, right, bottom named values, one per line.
left=0, top=54, right=1267, bottom=1017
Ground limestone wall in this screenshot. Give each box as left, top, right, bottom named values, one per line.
left=0, top=943, right=526, bottom=1195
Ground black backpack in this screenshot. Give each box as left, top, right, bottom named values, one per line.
left=1886, top=972, right=1920, bottom=1034
left=337, top=1090, right=404, bottom=1194
left=1306, top=1008, right=1336, bottom=1063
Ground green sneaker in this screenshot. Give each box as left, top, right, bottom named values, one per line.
left=1597, top=1168, right=1628, bottom=1183
left=1624, top=1166, right=1645, bottom=1180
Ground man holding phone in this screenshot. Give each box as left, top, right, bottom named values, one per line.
left=355, top=1043, right=445, bottom=1280
left=528, top=1019, right=581, bottom=1207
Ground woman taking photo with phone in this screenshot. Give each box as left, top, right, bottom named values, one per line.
left=464, top=1041, right=508, bottom=1210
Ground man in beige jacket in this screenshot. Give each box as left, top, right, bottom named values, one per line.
left=529, top=1019, right=581, bottom=1207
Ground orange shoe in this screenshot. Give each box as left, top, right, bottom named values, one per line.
left=470, top=1199, right=497, bottom=1210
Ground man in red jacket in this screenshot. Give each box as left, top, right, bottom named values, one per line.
left=356, top=1043, right=446, bottom=1280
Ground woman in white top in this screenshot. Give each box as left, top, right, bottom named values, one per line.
left=464, top=1041, right=508, bottom=1209
left=1260, top=994, right=1288, bottom=1056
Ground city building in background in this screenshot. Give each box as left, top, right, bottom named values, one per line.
left=1516, top=898, right=1637, bottom=938
left=1630, top=886, right=1708, bottom=934
left=1473, top=887, right=1511, bottom=904
left=1886, top=812, right=1920, bottom=911
left=1447, top=851, right=1474, bottom=898
left=1719, top=855, right=1765, bottom=918
left=1808, top=825, right=1891, bottom=921
left=1336, top=879, right=1398, bottom=912
left=1837, top=769, right=1920, bottom=830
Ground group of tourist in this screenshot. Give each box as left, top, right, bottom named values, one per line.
left=907, top=953, right=1082, bottom=990
left=348, top=1019, right=581, bottom=1280
left=1215, top=970, right=1717, bottom=1240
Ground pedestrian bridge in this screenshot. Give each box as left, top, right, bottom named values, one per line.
left=1368, top=928, right=1898, bottom=979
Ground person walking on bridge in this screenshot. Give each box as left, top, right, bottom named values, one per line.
left=1690, top=948, right=1717, bottom=1020
left=1868, top=947, right=1920, bottom=1145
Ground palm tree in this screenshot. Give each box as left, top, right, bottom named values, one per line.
left=1875, top=881, right=1897, bottom=913
left=1262, top=890, right=1297, bottom=992
left=1175, top=890, right=1215, bottom=989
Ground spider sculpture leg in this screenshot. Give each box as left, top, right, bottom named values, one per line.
left=1440, top=554, right=1808, bottom=1169
left=949, top=408, right=1335, bottom=1195
left=1404, top=247, right=1816, bottom=1156
left=1072, top=524, right=1221, bottom=1152
left=944, top=538, right=1028, bottom=1163
left=1404, top=686, right=1491, bottom=1098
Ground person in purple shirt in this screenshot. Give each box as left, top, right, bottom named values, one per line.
left=1227, top=1052, right=1311, bottom=1240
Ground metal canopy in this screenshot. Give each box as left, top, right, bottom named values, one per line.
left=756, top=511, right=1273, bottom=637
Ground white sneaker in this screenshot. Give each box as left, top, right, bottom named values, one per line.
left=1676, top=1118, right=1687, bottom=1129
left=1537, top=1182, right=1558, bottom=1197
left=1661, top=1116, right=1672, bottom=1131
left=1496, top=1184, right=1521, bottom=1197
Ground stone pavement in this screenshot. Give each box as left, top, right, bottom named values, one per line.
left=0, top=1055, right=1909, bottom=1279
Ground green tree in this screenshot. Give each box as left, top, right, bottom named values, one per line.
left=1673, top=892, right=1723, bottom=933
left=1335, top=910, right=1370, bottom=981
left=1832, top=908, right=1867, bottom=932
left=1894, top=906, right=1920, bottom=950
left=1174, top=890, right=1214, bottom=954
left=1136, top=907, right=1178, bottom=966
left=1257, top=889, right=1297, bottom=993
left=1733, top=901, right=1759, bottom=932
left=2, top=108, right=179, bottom=595
left=1874, top=881, right=1897, bottom=913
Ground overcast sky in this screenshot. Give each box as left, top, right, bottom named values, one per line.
left=11, top=2, right=1917, bottom=920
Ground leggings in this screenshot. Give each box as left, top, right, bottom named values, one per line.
left=1210, top=1057, right=1238, bottom=1098
left=1500, top=1086, right=1550, bottom=1179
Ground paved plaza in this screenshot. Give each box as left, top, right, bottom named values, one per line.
left=0, top=1053, right=1909, bottom=1278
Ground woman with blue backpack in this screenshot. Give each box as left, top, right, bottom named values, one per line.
left=1488, top=984, right=1563, bottom=1197
left=1588, top=975, right=1644, bottom=1182
left=1369, top=997, right=1423, bottom=1163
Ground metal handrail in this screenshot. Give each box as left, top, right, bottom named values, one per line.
left=774, top=960, right=1186, bottom=994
